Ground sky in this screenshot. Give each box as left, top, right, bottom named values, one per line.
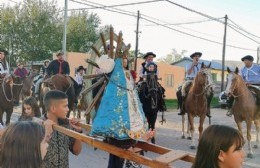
left=1, top=0, right=260, bottom=62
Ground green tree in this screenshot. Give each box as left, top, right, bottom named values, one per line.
left=157, top=49, right=187, bottom=64
left=0, top=0, right=102, bottom=66
left=67, top=11, right=101, bottom=52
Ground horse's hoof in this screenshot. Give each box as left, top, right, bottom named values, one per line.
left=247, top=153, right=253, bottom=158
left=181, top=135, right=185, bottom=139
left=187, top=137, right=192, bottom=140
left=254, top=145, right=258, bottom=149
left=190, top=145, right=196, bottom=150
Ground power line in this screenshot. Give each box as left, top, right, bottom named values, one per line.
left=140, top=16, right=256, bottom=51
left=165, top=0, right=225, bottom=24
left=228, top=18, right=260, bottom=39
left=67, top=0, right=164, bottom=12
left=71, top=0, right=257, bottom=51
left=227, top=23, right=260, bottom=44
left=70, top=0, right=137, bottom=17
left=165, top=0, right=260, bottom=44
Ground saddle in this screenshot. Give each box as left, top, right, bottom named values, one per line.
left=248, top=85, right=260, bottom=106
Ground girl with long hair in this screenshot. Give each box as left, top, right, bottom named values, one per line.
left=192, top=125, right=245, bottom=168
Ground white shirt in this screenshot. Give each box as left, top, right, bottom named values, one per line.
left=75, top=73, right=84, bottom=85
left=0, top=61, right=9, bottom=74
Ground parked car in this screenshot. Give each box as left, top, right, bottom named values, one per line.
left=219, top=91, right=228, bottom=109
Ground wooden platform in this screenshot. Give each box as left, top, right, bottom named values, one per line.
left=54, top=122, right=195, bottom=168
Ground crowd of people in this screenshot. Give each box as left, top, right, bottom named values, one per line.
left=0, top=45, right=258, bottom=168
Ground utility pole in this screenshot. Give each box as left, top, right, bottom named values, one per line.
left=134, top=11, right=140, bottom=71
left=221, top=15, right=228, bottom=91
left=62, top=0, right=68, bottom=60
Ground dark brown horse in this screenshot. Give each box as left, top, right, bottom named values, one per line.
left=20, top=69, right=38, bottom=101
left=0, top=74, right=23, bottom=125
left=225, top=67, right=260, bottom=158
left=40, top=74, right=77, bottom=117
left=184, top=62, right=213, bottom=149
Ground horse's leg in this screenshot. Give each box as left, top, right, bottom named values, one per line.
left=150, top=111, right=158, bottom=144
left=198, top=114, right=206, bottom=140
left=254, top=120, right=260, bottom=149
left=187, top=116, right=191, bottom=140
left=5, top=108, right=13, bottom=125
left=246, top=120, right=253, bottom=158
left=188, top=113, right=195, bottom=149
left=181, top=114, right=185, bottom=139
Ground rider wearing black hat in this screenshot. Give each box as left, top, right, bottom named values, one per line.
left=0, top=48, right=9, bottom=78
left=139, top=52, right=158, bottom=81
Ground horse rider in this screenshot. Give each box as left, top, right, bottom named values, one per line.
left=14, top=59, right=28, bottom=78
left=0, top=48, right=9, bottom=79
left=226, top=55, right=260, bottom=116
left=75, top=65, right=86, bottom=96
left=240, top=55, right=260, bottom=85
left=138, top=52, right=158, bottom=82
left=46, top=52, right=70, bottom=76
left=34, top=59, right=50, bottom=98
left=178, top=52, right=211, bottom=117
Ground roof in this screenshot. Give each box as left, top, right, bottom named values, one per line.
left=171, top=57, right=228, bottom=70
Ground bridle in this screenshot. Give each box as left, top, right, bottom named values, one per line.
left=229, top=75, right=244, bottom=98
left=1, top=75, right=23, bottom=102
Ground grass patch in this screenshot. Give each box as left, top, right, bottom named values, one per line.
left=165, top=97, right=219, bottom=110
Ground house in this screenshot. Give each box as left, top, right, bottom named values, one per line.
left=135, top=58, right=185, bottom=99
left=171, top=57, right=230, bottom=82
left=53, top=52, right=90, bottom=77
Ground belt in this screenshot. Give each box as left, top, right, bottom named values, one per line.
left=185, top=77, right=194, bottom=80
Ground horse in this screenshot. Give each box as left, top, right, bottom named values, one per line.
left=184, top=62, right=214, bottom=149
left=40, top=74, right=79, bottom=117
left=225, top=67, right=260, bottom=158
left=137, top=73, right=166, bottom=143
left=0, top=74, right=23, bottom=125
left=20, top=69, right=38, bottom=101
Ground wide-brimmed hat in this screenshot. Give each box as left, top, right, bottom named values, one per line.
left=190, top=52, right=202, bottom=58
left=77, top=65, right=86, bottom=72
left=56, top=52, right=64, bottom=57
left=16, top=59, right=25, bottom=66
left=241, top=55, right=254, bottom=61
left=44, top=59, right=50, bottom=63
left=143, top=52, right=156, bottom=59
left=0, top=48, right=8, bottom=55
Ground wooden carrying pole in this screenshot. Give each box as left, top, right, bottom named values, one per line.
left=52, top=122, right=195, bottom=168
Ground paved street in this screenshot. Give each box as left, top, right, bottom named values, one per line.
left=11, top=107, right=260, bottom=168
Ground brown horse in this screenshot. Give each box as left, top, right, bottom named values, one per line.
left=185, top=62, right=213, bottom=149
left=20, top=69, right=38, bottom=101
left=0, top=74, right=23, bottom=125
left=225, top=67, right=260, bottom=158
left=40, top=74, right=77, bottom=117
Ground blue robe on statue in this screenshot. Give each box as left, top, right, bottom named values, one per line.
left=90, top=58, right=147, bottom=140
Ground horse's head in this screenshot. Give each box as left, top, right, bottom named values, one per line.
left=224, top=67, right=242, bottom=96
left=28, top=69, right=38, bottom=78
left=2, top=74, right=13, bottom=86
left=196, top=62, right=214, bottom=92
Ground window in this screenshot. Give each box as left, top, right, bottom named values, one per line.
left=166, top=74, right=174, bottom=87
left=212, top=73, right=217, bottom=82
